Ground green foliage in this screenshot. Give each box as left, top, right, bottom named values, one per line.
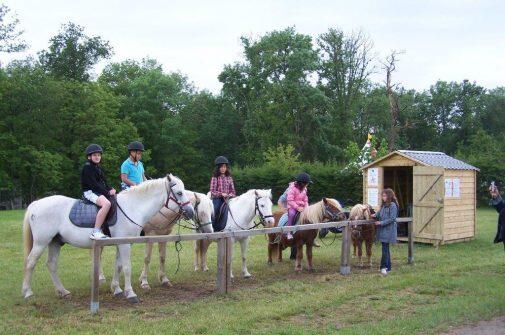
left=38, top=22, right=113, bottom=81
left=0, top=4, right=27, bottom=53
left=456, top=130, right=505, bottom=204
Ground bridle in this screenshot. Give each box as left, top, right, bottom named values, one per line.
left=118, top=177, right=193, bottom=228
left=323, top=203, right=343, bottom=222
left=191, top=194, right=213, bottom=232
left=227, top=193, right=274, bottom=230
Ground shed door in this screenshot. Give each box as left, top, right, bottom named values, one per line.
left=413, top=166, right=444, bottom=240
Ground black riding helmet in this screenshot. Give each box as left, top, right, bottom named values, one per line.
left=128, top=141, right=144, bottom=152
left=296, top=172, right=313, bottom=184
left=85, top=144, right=103, bottom=156
left=215, top=156, right=229, bottom=166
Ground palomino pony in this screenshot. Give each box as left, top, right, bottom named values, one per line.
left=349, top=204, right=375, bottom=267
left=22, top=174, right=194, bottom=303
left=138, top=191, right=214, bottom=290
left=268, top=198, right=345, bottom=272
left=194, top=189, right=275, bottom=278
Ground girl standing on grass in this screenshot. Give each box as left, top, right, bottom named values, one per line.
left=373, top=188, right=398, bottom=275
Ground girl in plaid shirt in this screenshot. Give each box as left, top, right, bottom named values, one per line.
left=210, top=156, right=236, bottom=231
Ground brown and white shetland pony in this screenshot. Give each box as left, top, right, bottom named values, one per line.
left=268, top=198, right=346, bottom=272
left=349, top=204, right=375, bottom=267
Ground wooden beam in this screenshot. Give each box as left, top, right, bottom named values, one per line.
left=408, top=220, right=414, bottom=264
left=340, top=225, right=351, bottom=275
left=90, top=241, right=100, bottom=314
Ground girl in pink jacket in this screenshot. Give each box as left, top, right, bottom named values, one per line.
left=286, top=172, right=312, bottom=239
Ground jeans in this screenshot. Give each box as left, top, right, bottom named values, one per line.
left=380, top=242, right=391, bottom=271
left=212, top=197, right=228, bottom=232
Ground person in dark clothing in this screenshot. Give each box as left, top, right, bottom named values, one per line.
left=81, top=144, right=116, bottom=240
left=210, top=156, right=236, bottom=232
left=490, top=183, right=505, bottom=249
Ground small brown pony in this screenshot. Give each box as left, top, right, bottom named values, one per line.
left=268, top=198, right=346, bottom=272
left=349, top=204, right=375, bottom=267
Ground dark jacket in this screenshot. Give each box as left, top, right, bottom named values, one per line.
left=491, top=196, right=505, bottom=248
left=81, top=161, right=111, bottom=196
left=376, top=202, right=398, bottom=243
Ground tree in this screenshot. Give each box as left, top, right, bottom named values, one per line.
left=382, top=51, right=403, bottom=152
left=317, top=28, right=374, bottom=146
left=39, top=22, right=113, bottom=81
left=0, top=4, right=27, bottom=54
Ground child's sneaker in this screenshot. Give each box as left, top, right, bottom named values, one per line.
left=90, top=230, right=109, bottom=240
left=286, top=233, right=293, bottom=240
left=380, top=268, right=388, bottom=275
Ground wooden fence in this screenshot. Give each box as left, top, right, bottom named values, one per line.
left=90, top=217, right=413, bottom=313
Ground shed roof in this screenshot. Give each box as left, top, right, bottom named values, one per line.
left=361, top=150, right=479, bottom=171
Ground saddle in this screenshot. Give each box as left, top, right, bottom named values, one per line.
left=69, top=196, right=118, bottom=234
left=278, top=211, right=301, bottom=228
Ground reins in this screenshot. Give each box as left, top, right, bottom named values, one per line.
left=225, top=193, right=273, bottom=231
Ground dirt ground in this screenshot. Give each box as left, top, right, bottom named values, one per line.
left=443, top=316, right=505, bottom=335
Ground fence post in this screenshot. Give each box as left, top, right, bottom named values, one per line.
left=216, top=236, right=232, bottom=293
left=90, top=241, right=100, bottom=314
left=408, top=220, right=414, bottom=264
left=340, top=224, right=351, bottom=275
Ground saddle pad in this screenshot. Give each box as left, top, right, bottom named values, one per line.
left=69, top=199, right=117, bottom=228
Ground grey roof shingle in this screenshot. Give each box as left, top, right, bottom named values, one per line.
left=398, top=150, right=479, bottom=171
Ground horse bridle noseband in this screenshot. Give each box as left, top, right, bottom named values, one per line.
left=323, top=204, right=343, bottom=221
left=254, top=195, right=274, bottom=226
left=192, top=194, right=212, bottom=232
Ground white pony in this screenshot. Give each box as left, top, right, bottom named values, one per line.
left=138, top=191, right=214, bottom=290
left=22, top=174, right=194, bottom=303
left=195, top=189, right=275, bottom=278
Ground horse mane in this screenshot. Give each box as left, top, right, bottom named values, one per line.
left=349, top=204, right=370, bottom=220
left=301, top=198, right=342, bottom=224
left=121, top=178, right=167, bottom=195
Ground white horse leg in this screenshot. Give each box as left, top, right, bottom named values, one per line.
left=139, top=242, right=153, bottom=290
left=22, top=243, right=46, bottom=299
left=201, top=240, right=210, bottom=271
left=194, top=240, right=201, bottom=271
left=99, top=246, right=106, bottom=284
left=110, top=247, right=123, bottom=296
left=158, top=242, right=172, bottom=287
left=240, top=238, right=252, bottom=278
left=118, top=244, right=139, bottom=303
left=46, top=241, right=71, bottom=298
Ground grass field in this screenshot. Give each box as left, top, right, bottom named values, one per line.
left=1, top=208, right=505, bottom=334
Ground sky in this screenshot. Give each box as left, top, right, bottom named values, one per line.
left=3, top=0, right=505, bottom=93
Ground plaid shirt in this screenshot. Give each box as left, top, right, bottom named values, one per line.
left=210, top=175, right=236, bottom=198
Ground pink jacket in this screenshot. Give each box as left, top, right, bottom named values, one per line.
left=287, top=182, right=308, bottom=211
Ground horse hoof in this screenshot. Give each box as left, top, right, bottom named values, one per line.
left=112, top=288, right=123, bottom=297
left=58, top=290, right=71, bottom=299
left=127, top=296, right=140, bottom=304
left=194, top=267, right=199, bottom=272
left=23, top=290, right=34, bottom=299
left=161, top=280, right=173, bottom=288
left=140, top=283, right=151, bottom=291
left=203, top=267, right=209, bottom=272
left=243, top=273, right=252, bottom=279
left=308, top=268, right=316, bottom=273
left=267, top=261, right=273, bottom=266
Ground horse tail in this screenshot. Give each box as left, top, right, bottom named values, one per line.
left=23, top=209, right=33, bottom=262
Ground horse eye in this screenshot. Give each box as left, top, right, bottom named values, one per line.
left=177, top=192, right=183, bottom=196
left=261, top=205, right=265, bottom=207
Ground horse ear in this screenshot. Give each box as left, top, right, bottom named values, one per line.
left=323, top=197, right=328, bottom=204
left=255, top=190, right=258, bottom=197
left=166, top=174, right=172, bottom=182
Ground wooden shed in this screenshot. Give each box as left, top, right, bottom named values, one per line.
left=361, top=150, right=479, bottom=245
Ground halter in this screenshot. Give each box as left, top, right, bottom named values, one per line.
left=323, top=203, right=343, bottom=221
left=191, top=193, right=213, bottom=232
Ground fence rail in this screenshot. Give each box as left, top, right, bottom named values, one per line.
left=90, top=217, right=413, bottom=314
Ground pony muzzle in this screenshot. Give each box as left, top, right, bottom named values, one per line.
left=182, top=204, right=195, bottom=220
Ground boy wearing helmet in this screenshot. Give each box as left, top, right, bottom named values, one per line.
left=210, top=156, right=236, bottom=231
left=120, top=141, right=146, bottom=190
left=81, top=144, right=116, bottom=240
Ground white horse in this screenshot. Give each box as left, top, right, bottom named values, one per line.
left=22, top=174, right=194, bottom=303
left=195, top=189, right=275, bottom=278
left=138, top=191, right=214, bottom=290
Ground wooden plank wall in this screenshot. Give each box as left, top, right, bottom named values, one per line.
left=443, top=169, right=476, bottom=242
